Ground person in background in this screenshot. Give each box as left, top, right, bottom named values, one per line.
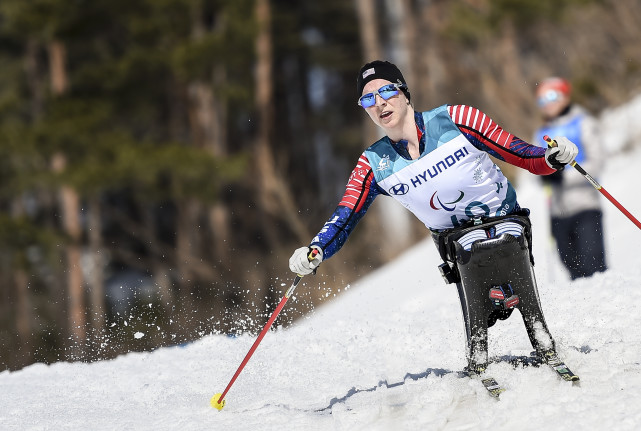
left=534, top=77, right=607, bottom=280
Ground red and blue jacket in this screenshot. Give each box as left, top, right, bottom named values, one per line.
left=311, top=105, right=555, bottom=259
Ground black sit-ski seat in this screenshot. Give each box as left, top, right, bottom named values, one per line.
left=434, top=212, right=556, bottom=373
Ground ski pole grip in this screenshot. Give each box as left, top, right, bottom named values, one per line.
left=307, top=248, right=319, bottom=262
left=543, top=135, right=556, bottom=148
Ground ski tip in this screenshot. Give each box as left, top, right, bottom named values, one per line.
left=211, top=393, right=226, bottom=411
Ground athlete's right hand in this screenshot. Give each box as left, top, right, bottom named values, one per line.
left=289, top=246, right=323, bottom=275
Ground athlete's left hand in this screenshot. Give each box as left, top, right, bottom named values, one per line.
left=289, top=246, right=323, bottom=275
left=545, top=136, right=579, bottom=170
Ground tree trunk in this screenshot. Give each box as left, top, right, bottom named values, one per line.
left=417, top=1, right=448, bottom=106
left=355, top=0, right=383, bottom=148
left=208, top=64, right=231, bottom=263
left=356, top=0, right=414, bottom=261
left=87, top=197, right=105, bottom=351
left=25, top=38, right=67, bottom=357
left=24, top=38, right=43, bottom=119
left=13, top=266, right=31, bottom=367
left=49, top=40, right=68, bottom=95
left=254, top=0, right=310, bottom=245
left=48, top=40, right=87, bottom=358
left=10, top=200, right=33, bottom=368
left=385, top=0, right=417, bottom=88
left=175, top=198, right=199, bottom=312
left=185, top=1, right=232, bottom=332
left=383, top=0, right=418, bottom=255
left=13, top=38, right=43, bottom=367
left=186, top=2, right=231, bottom=264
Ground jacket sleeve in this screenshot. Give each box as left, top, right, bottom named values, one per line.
left=447, top=105, right=557, bottom=176
left=310, top=153, right=383, bottom=260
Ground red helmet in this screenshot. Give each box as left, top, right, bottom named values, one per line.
left=536, top=77, right=571, bottom=106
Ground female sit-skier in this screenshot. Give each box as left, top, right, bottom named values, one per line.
left=289, top=60, right=580, bottom=384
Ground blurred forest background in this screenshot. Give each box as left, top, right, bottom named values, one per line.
left=2, top=0, right=641, bottom=371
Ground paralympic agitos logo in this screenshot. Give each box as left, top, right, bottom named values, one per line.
left=430, top=190, right=464, bottom=211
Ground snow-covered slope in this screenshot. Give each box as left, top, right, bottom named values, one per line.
left=2, top=150, right=641, bottom=431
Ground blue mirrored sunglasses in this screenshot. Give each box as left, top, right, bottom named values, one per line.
left=358, top=83, right=406, bottom=108
left=537, top=89, right=563, bottom=107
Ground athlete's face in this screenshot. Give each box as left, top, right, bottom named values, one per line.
left=360, top=79, right=409, bottom=131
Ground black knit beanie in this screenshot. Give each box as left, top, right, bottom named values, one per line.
left=356, top=60, right=410, bottom=102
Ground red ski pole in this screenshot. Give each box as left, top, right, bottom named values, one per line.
left=211, top=248, right=319, bottom=410
left=544, top=135, right=641, bottom=230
